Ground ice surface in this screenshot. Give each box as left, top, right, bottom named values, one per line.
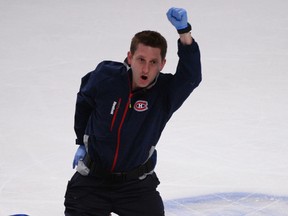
left=164, top=193, right=288, bottom=216
left=1, top=0, right=288, bottom=215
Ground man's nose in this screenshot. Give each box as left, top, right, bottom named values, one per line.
left=142, top=62, right=149, bottom=73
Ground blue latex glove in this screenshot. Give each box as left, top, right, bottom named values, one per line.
left=166, top=7, right=188, bottom=30
left=72, top=145, right=87, bottom=169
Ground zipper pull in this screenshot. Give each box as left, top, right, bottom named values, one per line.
left=129, top=93, right=133, bottom=109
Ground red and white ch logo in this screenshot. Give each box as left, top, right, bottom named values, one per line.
left=134, top=100, right=148, bottom=112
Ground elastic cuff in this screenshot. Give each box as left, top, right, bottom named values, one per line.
left=177, top=23, right=192, bottom=34
left=75, top=138, right=83, bottom=145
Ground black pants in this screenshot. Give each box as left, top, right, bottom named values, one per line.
left=64, top=172, right=165, bottom=216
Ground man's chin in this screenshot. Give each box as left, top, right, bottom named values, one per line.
left=135, top=82, right=149, bottom=89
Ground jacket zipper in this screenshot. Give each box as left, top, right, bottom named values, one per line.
left=111, top=93, right=133, bottom=172
left=110, top=98, right=121, bottom=131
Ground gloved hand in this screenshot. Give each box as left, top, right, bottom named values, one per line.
left=166, top=7, right=188, bottom=30
left=167, top=7, right=192, bottom=34
left=72, top=145, right=87, bottom=169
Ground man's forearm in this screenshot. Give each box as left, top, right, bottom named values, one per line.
left=179, top=32, right=193, bottom=45
left=74, top=94, right=93, bottom=145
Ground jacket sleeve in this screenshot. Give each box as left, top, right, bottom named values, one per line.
left=167, top=39, right=202, bottom=113
left=74, top=72, right=95, bottom=145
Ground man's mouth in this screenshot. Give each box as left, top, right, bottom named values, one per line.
left=141, top=75, right=148, bottom=80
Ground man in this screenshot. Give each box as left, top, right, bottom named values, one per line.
left=64, top=7, right=201, bottom=216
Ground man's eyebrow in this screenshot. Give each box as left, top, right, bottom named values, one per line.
left=135, top=54, right=159, bottom=62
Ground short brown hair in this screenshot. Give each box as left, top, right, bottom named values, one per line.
left=130, top=30, right=167, bottom=60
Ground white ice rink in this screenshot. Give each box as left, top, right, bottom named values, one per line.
left=1, top=0, right=288, bottom=215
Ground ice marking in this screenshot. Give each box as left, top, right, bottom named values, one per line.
left=164, top=192, right=288, bottom=216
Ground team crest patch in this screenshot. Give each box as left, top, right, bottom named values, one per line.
left=134, top=100, right=148, bottom=112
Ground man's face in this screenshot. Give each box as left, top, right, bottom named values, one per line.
left=127, top=43, right=166, bottom=90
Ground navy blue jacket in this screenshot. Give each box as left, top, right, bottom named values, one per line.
left=74, top=40, right=201, bottom=173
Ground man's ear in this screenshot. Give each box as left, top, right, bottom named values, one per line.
left=127, top=51, right=132, bottom=65
left=160, top=59, right=166, bottom=71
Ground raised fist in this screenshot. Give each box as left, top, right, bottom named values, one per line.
left=166, top=7, right=188, bottom=30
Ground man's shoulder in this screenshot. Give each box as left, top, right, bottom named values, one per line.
left=158, top=72, right=173, bottom=80
left=97, top=60, right=126, bottom=72
left=89, top=60, right=127, bottom=80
